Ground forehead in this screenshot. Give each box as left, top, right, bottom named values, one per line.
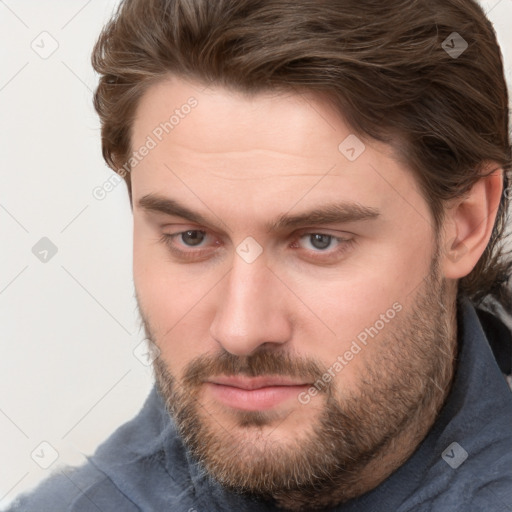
left=132, top=77, right=347, bottom=162
left=129, top=76, right=428, bottom=229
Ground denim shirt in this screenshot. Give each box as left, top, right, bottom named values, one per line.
left=6, top=297, right=512, bottom=512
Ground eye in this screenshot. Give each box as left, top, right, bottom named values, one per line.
left=303, top=234, right=334, bottom=250
left=298, top=233, right=347, bottom=252
left=158, top=230, right=219, bottom=262
left=160, top=230, right=209, bottom=250
left=291, top=232, right=355, bottom=262
left=179, top=230, right=207, bottom=247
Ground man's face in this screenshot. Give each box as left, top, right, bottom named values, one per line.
left=131, top=77, right=457, bottom=509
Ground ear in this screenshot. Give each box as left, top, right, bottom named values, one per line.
left=442, top=163, right=503, bottom=279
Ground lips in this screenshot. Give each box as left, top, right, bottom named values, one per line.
left=206, top=375, right=310, bottom=390
left=204, top=375, right=312, bottom=411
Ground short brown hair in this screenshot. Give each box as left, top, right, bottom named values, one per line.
left=92, top=0, right=511, bottom=307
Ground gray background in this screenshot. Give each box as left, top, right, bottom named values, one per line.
left=0, top=0, right=511, bottom=506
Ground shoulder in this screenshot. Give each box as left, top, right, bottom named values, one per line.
left=399, top=421, right=512, bottom=512
left=433, top=439, right=512, bottom=511
left=4, top=462, right=140, bottom=512
left=4, top=388, right=169, bottom=512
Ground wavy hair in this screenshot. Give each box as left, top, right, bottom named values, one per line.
left=92, top=0, right=512, bottom=307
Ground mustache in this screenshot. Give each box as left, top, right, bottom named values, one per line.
left=157, top=346, right=330, bottom=391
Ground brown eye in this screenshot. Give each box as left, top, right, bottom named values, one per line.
left=181, top=230, right=206, bottom=246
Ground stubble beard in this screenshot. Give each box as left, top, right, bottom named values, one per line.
left=149, top=257, right=457, bottom=511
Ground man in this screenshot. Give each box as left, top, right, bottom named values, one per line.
left=8, top=0, right=512, bottom=510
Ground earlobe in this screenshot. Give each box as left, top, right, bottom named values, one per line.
left=442, top=164, right=503, bottom=280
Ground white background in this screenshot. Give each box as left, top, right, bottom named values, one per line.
left=0, top=0, right=511, bottom=506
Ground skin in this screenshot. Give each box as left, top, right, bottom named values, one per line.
left=129, top=76, right=502, bottom=510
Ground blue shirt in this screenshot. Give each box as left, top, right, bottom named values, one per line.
left=6, top=297, right=512, bottom=511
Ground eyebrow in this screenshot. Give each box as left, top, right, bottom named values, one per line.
left=138, top=194, right=214, bottom=227
left=267, top=202, right=380, bottom=232
left=137, top=193, right=380, bottom=232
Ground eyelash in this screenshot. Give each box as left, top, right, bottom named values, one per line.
left=158, top=230, right=355, bottom=263
left=158, top=232, right=217, bottom=262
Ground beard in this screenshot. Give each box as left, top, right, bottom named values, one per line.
left=143, top=252, right=457, bottom=511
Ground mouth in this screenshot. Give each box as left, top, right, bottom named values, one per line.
left=204, top=375, right=311, bottom=411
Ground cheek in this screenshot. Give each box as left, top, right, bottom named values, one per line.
left=133, top=227, right=220, bottom=375
left=291, top=247, right=425, bottom=336
left=285, top=236, right=430, bottom=379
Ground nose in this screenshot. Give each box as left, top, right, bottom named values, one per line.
left=209, top=252, right=292, bottom=356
